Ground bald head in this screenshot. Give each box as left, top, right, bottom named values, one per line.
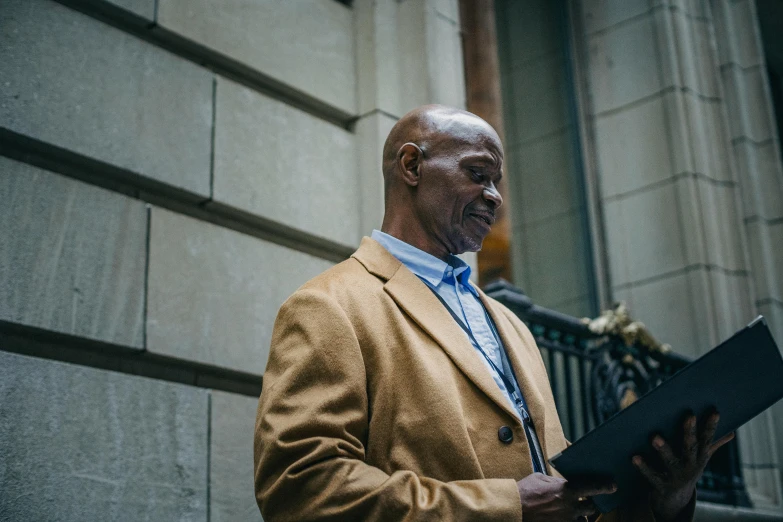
left=382, top=105, right=501, bottom=186
left=379, top=104, right=504, bottom=261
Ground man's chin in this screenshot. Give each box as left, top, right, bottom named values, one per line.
left=453, top=235, right=484, bottom=255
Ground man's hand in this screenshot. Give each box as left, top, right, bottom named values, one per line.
left=632, top=410, right=735, bottom=521
left=516, top=473, right=616, bottom=521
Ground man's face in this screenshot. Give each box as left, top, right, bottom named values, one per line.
left=416, top=116, right=504, bottom=256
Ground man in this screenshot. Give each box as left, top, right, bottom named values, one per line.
left=254, top=105, right=733, bottom=521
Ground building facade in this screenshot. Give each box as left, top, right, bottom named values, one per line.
left=1, top=0, right=781, bottom=520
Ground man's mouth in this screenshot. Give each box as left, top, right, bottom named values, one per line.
left=469, top=212, right=495, bottom=227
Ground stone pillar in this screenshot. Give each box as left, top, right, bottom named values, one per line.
left=459, top=0, right=513, bottom=285
left=712, top=0, right=783, bottom=503
left=354, top=0, right=474, bottom=268
left=578, top=0, right=782, bottom=510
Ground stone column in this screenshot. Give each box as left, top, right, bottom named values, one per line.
left=353, top=0, right=474, bottom=267
left=712, top=0, right=783, bottom=503
left=459, top=0, right=513, bottom=285
left=578, top=0, right=782, bottom=509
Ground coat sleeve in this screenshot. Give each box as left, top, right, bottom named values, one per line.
left=254, top=289, right=523, bottom=522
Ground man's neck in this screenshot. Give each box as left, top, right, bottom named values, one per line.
left=378, top=224, right=450, bottom=262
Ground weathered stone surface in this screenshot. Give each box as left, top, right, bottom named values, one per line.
left=511, top=131, right=581, bottom=224
left=0, top=351, right=209, bottom=521
left=523, top=211, right=592, bottom=308
left=622, top=271, right=701, bottom=356
left=594, top=95, right=672, bottom=198
left=507, top=54, right=569, bottom=144
left=0, top=157, right=146, bottom=348
left=157, top=0, right=355, bottom=115
left=582, top=0, right=649, bottom=35
left=587, top=14, right=663, bottom=114
left=355, top=111, right=397, bottom=236
left=210, top=391, right=262, bottom=521
left=106, top=0, right=155, bottom=19
left=0, top=0, right=212, bottom=196
left=146, top=207, right=334, bottom=374
left=213, top=78, right=359, bottom=247
left=602, top=181, right=686, bottom=286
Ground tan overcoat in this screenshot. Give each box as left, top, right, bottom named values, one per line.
left=254, top=237, right=676, bottom=521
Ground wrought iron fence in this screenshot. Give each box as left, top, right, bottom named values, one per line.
left=484, top=279, right=751, bottom=507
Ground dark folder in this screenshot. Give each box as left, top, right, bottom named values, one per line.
left=548, top=316, right=783, bottom=513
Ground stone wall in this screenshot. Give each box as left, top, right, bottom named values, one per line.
left=0, top=0, right=465, bottom=519
left=578, top=0, right=783, bottom=511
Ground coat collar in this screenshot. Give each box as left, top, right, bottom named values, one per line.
left=352, top=237, right=524, bottom=423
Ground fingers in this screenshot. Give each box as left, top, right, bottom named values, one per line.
left=633, top=455, right=666, bottom=490
left=574, top=497, right=599, bottom=518
left=568, top=480, right=617, bottom=498
left=698, top=411, right=721, bottom=452
left=682, top=414, right=698, bottom=462
left=707, top=431, right=735, bottom=458
left=652, top=435, right=679, bottom=470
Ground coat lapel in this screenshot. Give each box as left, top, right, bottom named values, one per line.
left=352, top=237, right=519, bottom=420
left=476, top=287, right=555, bottom=468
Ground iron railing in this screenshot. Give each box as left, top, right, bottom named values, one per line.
left=484, top=279, right=751, bottom=508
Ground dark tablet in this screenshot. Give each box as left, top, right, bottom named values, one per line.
left=548, top=316, right=783, bottom=513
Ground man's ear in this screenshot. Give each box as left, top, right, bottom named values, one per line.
left=398, top=142, right=424, bottom=187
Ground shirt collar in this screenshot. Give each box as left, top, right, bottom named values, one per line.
left=370, top=230, right=474, bottom=291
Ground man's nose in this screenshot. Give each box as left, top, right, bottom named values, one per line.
left=483, top=183, right=503, bottom=209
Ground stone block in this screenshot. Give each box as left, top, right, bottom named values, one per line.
left=354, top=0, right=404, bottom=117
left=594, top=94, right=673, bottom=198
left=713, top=0, right=763, bottom=68
left=430, top=0, right=459, bottom=23
left=210, top=391, right=262, bottom=522
left=745, top=219, right=783, bottom=304
left=0, top=351, right=208, bottom=521
left=425, top=9, right=466, bottom=109
left=681, top=94, right=733, bottom=182
left=587, top=14, right=663, bottom=114
left=106, top=0, right=155, bottom=19
left=675, top=176, right=747, bottom=273
left=705, top=270, right=755, bottom=340
left=355, top=112, right=398, bottom=236
left=511, top=131, right=581, bottom=223
left=602, top=181, right=687, bottom=286
left=213, top=77, right=359, bottom=247
left=496, top=0, right=561, bottom=68
left=665, top=14, right=719, bottom=100
left=510, top=229, right=532, bottom=296
left=146, top=207, right=334, bottom=374
left=0, top=0, right=213, bottom=197
left=628, top=270, right=702, bottom=356
left=0, top=158, right=146, bottom=348
left=758, top=300, right=783, bottom=356
left=551, top=295, right=592, bottom=319
left=523, top=211, right=592, bottom=308
left=734, top=140, right=783, bottom=221
left=508, top=53, right=570, bottom=144
left=157, top=0, right=355, bottom=115
left=581, top=0, right=649, bottom=35
left=721, top=63, right=775, bottom=143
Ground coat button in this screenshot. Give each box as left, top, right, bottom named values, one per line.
left=498, top=426, right=514, bottom=444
